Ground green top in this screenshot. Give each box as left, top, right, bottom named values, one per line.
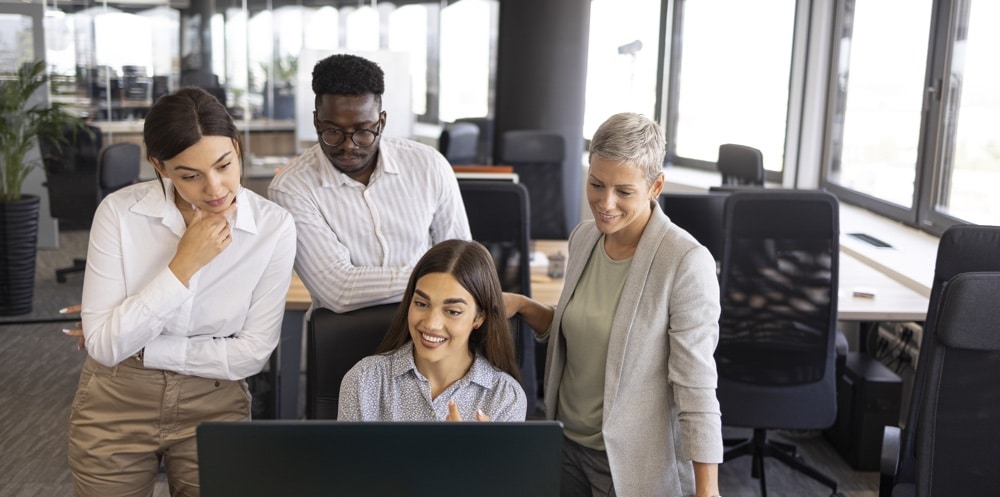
left=557, top=236, right=632, bottom=450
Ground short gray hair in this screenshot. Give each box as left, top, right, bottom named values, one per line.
left=589, top=112, right=665, bottom=184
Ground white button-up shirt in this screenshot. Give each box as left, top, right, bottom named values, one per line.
left=268, top=137, right=471, bottom=313
left=81, top=180, right=296, bottom=380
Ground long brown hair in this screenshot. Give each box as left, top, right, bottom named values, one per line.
left=376, top=239, right=520, bottom=381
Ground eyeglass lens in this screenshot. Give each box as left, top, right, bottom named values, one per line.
left=321, top=128, right=377, bottom=147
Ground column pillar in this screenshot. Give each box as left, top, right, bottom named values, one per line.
left=494, top=0, right=590, bottom=233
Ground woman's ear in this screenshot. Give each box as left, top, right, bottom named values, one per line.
left=650, top=172, right=665, bottom=199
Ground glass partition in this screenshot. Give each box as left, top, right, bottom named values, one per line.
left=33, top=0, right=498, bottom=185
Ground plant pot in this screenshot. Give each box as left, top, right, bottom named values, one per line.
left=0, top=195, right=40, bottom=315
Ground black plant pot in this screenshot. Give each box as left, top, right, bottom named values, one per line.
left=0, top=195, right=40, bottom=316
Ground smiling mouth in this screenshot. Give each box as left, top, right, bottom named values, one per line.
left=421, top=332, right=446, bottom=343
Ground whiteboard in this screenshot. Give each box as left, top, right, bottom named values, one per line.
left=295, top=49, right=413, bottom=149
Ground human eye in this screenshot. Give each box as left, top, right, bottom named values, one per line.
left=412, top=299, right=428, bottom=309
left=218, top=162, right=232, bottom=171
left=445, top=307, right=464, bottom=317
left=181, top=173, right=200, bottom=181
left=617, top=189, right=634, bottom=197
left=589, top=182, right=603, bottom=189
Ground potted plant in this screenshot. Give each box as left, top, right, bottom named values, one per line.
left=0, top=60, right=88, bottom=315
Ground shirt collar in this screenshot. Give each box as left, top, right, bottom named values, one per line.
left=390, top=340, right=499, bottom=389
left=131, top=179, right=258, bottom=236
left=315, top=139, right=400, bottom=189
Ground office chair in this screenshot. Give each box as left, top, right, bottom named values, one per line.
left=455, top=117, right=494, bottom=165
left=41, top=124, right=103, bottom=231
left=716, top=189, right=841, bottom=497
left=878, top=272, right=1000, bottom=497
left=879, top=225, right=1000, bottom=497
left=458, top=180, right=537, bottom=414
left=306, top=304, right=399, bottom=419
left=657, top=191, right=730, bottom=261
left=717, top=143, right=764, bottom=186
left=499, top=130, right=569, bottom=240
left=439, top=122, right=480, bottom=165
left=55, top=142, right=141, bottom=283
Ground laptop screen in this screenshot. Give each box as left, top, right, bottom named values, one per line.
left=197, top=420, right=564, bottom=497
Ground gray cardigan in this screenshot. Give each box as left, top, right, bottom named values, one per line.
left=542, top=202, right=724, bottom=497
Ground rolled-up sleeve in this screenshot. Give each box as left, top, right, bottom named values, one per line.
left=667, top=245, right=723, bottom=463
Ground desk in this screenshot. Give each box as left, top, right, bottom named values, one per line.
left=838, top=252, right=928, bottom=322
left=530, top=240, right=568, bottom=306
left=530, top=241, right=929, bottom=322
left=452, top=165, right=519, bottom=182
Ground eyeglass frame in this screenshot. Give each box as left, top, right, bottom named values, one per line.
left=316, top=113, right=385, bottom=148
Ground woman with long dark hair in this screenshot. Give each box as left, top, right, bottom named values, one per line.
left=339, top=239, right=526, bottom=422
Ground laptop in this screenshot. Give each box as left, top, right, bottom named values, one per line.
left=197, top=420, right=564, bottom=497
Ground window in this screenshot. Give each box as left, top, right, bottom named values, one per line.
left=826, top=0, right=932, bottom=210
left=825, top=0, right=997, bottom=231
left=389, top=5, right=429, bottom=116
left=439, top=0, right=494, bottom=122
left=0, top=13, right=35, bottom=69
left=665, top=0, right=796, bottom=175
left=583, top=0, right=661, bottom=139
left=930, top=1, right=1000, bottom=225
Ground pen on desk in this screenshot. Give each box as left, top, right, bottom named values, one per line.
left=852, top=287, right=876, bottom=299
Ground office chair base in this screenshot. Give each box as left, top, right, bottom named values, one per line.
left=724, top=428, right=838, bottom=497
left=56, top=258, right=86, bottom=283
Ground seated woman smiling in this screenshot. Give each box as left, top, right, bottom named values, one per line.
left=338, top=239, right=527, bottom=422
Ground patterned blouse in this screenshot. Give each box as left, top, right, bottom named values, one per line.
left=338, top=342, right=526, bottom=422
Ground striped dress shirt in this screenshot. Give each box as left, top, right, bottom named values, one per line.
left=268, top=137, right=471, bottom=313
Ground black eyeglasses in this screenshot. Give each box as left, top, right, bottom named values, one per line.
left=319, top=122, right=382, bottom=147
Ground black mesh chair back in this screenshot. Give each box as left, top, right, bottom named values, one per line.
left=500, top=130, right=568, bottom=240
left=658, top=191, right=729, bottom=261
left=717, top=143, right=764, bottom=186
left=885, top=225, right=1000, bottom=494
left=458, top=180, right=537, bottom=414
left=439, top=122, right=480, bottom=165
left=41, top=124, right=103, bottom=230
left=97, top=142, right=142, bottom=198
left=900, top=272, right=1000, bottom=496
left=306, top=304, right=399, bottom=419
left=716, top=189, right=840, bottom=497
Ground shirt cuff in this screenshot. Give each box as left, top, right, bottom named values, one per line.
left=143, top=335, right=188, bottom=372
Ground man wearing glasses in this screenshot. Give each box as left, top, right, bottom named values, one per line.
left=269, top=53, right=471, bottom=313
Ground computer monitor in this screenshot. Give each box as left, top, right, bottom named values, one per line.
left=197, top=420, right=564, bottom=497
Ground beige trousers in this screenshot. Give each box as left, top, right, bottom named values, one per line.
left=68, top=355, right=251, bottom=497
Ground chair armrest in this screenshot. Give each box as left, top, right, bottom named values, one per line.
left=879, top=425, right=901, bottom=497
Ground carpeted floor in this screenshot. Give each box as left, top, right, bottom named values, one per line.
left=0, top=230, right=170, bottom=497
